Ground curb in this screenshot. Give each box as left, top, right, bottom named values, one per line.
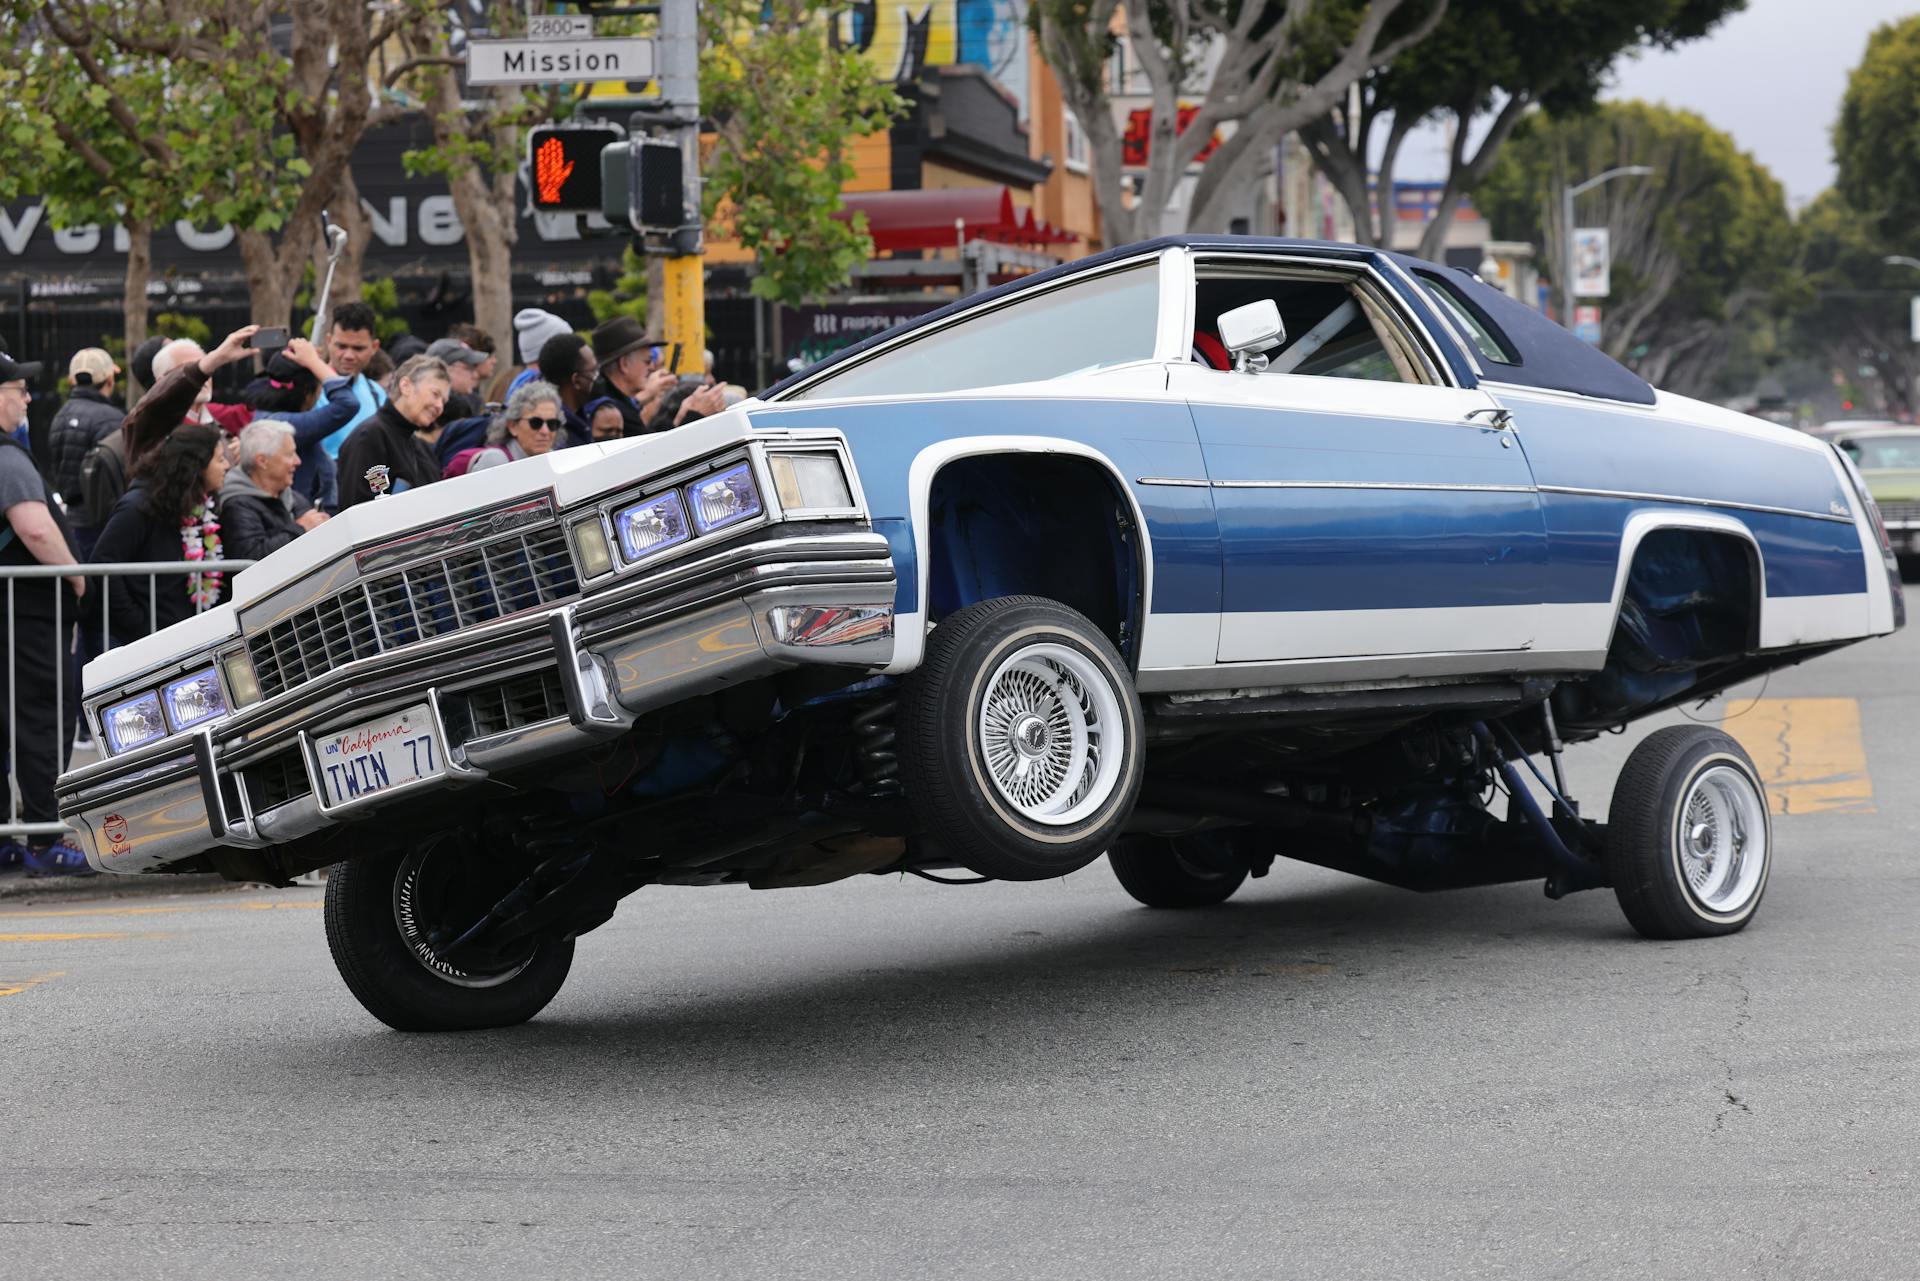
left=0, top=870, right=298, bottom=905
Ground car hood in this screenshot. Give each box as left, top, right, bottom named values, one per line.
left=83, top=413, right=758, bottom=692
left=1863, top=468, right=1920, bottom=502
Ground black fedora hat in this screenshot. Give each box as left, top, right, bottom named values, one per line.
left=590, top=315, right=658, bottom=366
left=0, top=351, right=43, bottom=383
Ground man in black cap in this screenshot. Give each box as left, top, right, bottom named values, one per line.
left=0, top=351, right=90, bottom=876
left=588, top=316, right=676, bottom=437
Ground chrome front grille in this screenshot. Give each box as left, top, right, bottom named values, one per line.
left=247, top=524, right=579, bottom=699
left=458, top=668, right=569, bottom=741
left=1876, top=499, right=1920, bottom=526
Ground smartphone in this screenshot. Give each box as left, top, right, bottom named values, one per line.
left=678, top=373, right=706, bottom=385
left=250, top=327, right=289, bottom=350
left=667, top=342, right=682, bottom=373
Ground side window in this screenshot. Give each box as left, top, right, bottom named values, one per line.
left=1192, top=268, right=1432, bottom=385
left=789, top=264, right=1161, bottom=401
left=1415, top=273, right=1517, bottom=366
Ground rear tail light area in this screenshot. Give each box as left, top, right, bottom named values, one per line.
left=1833, top=444, right=1893, bottom=555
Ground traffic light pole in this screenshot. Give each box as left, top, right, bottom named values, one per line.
left=656, top=0, right=703, bottom=375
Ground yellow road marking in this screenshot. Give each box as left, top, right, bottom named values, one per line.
left=0, top=932, right=129, bottom=942
left=1721, top=697, right=1874, bottom=816
left=0, top=899, right=320, bottom=922
left=0, top=971, right=65, bottom=997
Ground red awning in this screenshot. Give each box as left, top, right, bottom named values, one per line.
left=838, top=186, right=1078, bottom=253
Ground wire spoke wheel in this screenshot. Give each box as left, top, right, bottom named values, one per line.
left=391, top=848, right=536, bottom=990
left=1675, top=765, right=1768, bottom=915
left=977, top=642, right=1125, bottom=826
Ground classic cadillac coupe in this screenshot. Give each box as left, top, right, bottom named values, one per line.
left=59, top=237, right=1902, bottom=1030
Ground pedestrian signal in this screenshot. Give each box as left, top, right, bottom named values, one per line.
left=526, top=125, right=623, bottom=213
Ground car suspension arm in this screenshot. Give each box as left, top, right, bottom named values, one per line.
left=1471, top=722, right=1609, bottom=900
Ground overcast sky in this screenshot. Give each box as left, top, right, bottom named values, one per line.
left=1398, top=0, right=1917, bottom=209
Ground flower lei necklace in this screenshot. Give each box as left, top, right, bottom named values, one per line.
left=182, top=495, right=223, bottom=610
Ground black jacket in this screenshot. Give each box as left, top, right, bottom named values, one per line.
left=588, top=372, right=651, bottom=437
left=218, top=471, right=314, bottom=562
left=336, top=402, right=443, bottom=508
left=90, top=482, right=226, bottom=644
left=47, top=386, right=123, bottom=527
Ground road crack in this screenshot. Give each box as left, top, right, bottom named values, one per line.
left=1709, top=971, right=1754, bottom=1134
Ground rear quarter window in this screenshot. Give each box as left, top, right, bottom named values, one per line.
left=1416, top=273, right=1517, bottom=366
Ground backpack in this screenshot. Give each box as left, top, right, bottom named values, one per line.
left=442, top=446, right=494, bottom=479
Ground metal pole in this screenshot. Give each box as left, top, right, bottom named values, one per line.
left=7, top=578, right=16, bottom=826
left=1561, top=165, right=1654, bottom=331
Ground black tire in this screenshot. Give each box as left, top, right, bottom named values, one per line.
left=323, top=839, right=574, bottom=1032
left=898, top=596, right=1144, bottom=881
left=1108, top=834, right=1249, bottom=908
left=1607, top=724, right=1772, bottom=940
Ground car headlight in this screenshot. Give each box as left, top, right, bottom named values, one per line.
left=162, top=666, right=227, bottom=731
left=686, top=462, right=763, bottom=535
left=611, top=490, right=692, bottom=563
left=103, top=691, right=167, bottom=754
left=768, top=452, right=853, bottom=513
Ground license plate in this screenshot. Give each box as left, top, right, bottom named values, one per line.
left=314, top=704, right=443, bottom=808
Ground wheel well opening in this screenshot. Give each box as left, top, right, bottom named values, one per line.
left=924, top=454, right=1142, bottom=662
left=1556, top=527, right=1762, bottom=732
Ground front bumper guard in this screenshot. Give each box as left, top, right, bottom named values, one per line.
left=60, top=532, right=897, bottom=873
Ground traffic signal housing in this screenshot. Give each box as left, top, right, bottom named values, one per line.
left=526, top=125, right=624, bottom=214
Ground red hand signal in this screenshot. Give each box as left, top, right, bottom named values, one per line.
left=535, top=135, right=575, bottom=206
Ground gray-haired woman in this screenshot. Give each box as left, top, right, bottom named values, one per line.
left=468, top=379, right=565, bottom=472
left=218, top=418, right=327, bottom=561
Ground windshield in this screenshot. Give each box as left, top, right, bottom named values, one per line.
left=786, top=263, right=1161, bottom=401
left=1843, top=433, right=1920, bottom=470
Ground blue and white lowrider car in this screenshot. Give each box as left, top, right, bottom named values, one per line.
left=59, top=237, right=1903, bottom=1031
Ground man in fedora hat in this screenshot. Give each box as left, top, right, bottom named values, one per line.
left=588, top=316, right=677, bottom=437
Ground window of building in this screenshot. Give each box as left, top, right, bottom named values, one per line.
left=1063, top=110, right=1089, bottom=174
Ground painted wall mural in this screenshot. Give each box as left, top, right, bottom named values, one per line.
left=831, top=0, right=1030, bottom=116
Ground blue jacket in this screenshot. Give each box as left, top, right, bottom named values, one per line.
left=277, top=377, right=357, bottom=512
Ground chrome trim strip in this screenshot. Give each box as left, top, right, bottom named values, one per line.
left=1136, top=476, right=1212, bottom=488
left=1209, top=480, right=1536, bottom=493
left=1537, top=484, right=1856, bottom=525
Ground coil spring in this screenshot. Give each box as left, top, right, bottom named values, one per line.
left=852, top=698, right=899, bottom=787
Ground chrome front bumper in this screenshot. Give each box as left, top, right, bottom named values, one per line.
left=57, top=529, right=897, bottom=874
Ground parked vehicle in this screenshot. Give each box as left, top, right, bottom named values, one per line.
left=59, top=237, right=1904, bottom=1030
left=1821, top=424, right=1920, bottom=570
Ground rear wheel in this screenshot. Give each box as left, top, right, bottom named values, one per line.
left=323, top=836, right=574, bottom=1031
left=1108, top=834, right=1249, bottom=908
left=1607, top=725, right=1772, bottom=939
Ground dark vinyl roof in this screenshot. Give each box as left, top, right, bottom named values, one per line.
left=765, top=235, right=1657, bottom=407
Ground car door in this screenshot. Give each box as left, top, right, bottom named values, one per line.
left=1171, top=258, right=1548, bottom=666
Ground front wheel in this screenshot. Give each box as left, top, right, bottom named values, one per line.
left=1606, top=725, right=1772, bottom=939
left=323, top=837, right=574, bottom=1032
left=898, top=596, right=1144, bottom=881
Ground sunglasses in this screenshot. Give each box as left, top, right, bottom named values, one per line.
left=520, top=416, right=564, bottom=432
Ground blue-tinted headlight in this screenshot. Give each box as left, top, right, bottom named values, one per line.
left=612, top=490, right=692, bottom=563
left=686, top=463, right=762, bottom=535
left=103, top=691, right=167, bottom=754
left=162, top=666, right=227, bottom=731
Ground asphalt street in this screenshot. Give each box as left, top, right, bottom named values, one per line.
left=2, top=622, right=1915, bottom=1279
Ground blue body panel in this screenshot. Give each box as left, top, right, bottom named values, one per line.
left=1190, top=403, right=1549, bottom=615
left=748, top=397, right=1222, bottom=620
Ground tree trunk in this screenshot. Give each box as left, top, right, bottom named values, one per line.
left=236, top=229, right=295, bottom=330
left=121, top=219, right=151, bottom=393
left=454, top=166, right=517, bottom=353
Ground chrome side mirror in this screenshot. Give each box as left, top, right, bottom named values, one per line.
left=1217, top=299, right=1286, bottom=373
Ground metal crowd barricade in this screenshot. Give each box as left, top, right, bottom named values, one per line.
left=1, top=558, right=255, bottom=842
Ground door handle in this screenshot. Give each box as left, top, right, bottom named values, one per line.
left=1465, top=406, right=1516, bottom=446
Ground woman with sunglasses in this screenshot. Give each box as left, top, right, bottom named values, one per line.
left=468, top=380, right=566, bottom=473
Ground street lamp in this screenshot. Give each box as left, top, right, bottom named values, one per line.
left=1562, top=165, right=1654, bottom=327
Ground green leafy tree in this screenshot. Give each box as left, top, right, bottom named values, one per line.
left=1031, top=0, right=1446, bottom=241
left=0, top=0, right=306, bottom=376
left=589, top=246, right=651, bottom=326
left=1790, top=190, right=1920, bottom=418
left=699, top=0, right=905, bottom=304
left=1299, top=0, right=1741, bottom=259
left=1834, top=15, right=1920, bottom=255
left=1477, top=101, right=1795, bottom=399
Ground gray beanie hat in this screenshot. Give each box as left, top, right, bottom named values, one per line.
left=514, top=308, right=573, bottom=366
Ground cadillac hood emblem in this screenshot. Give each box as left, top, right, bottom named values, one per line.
left=366, top=464, right=393, bottom=499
